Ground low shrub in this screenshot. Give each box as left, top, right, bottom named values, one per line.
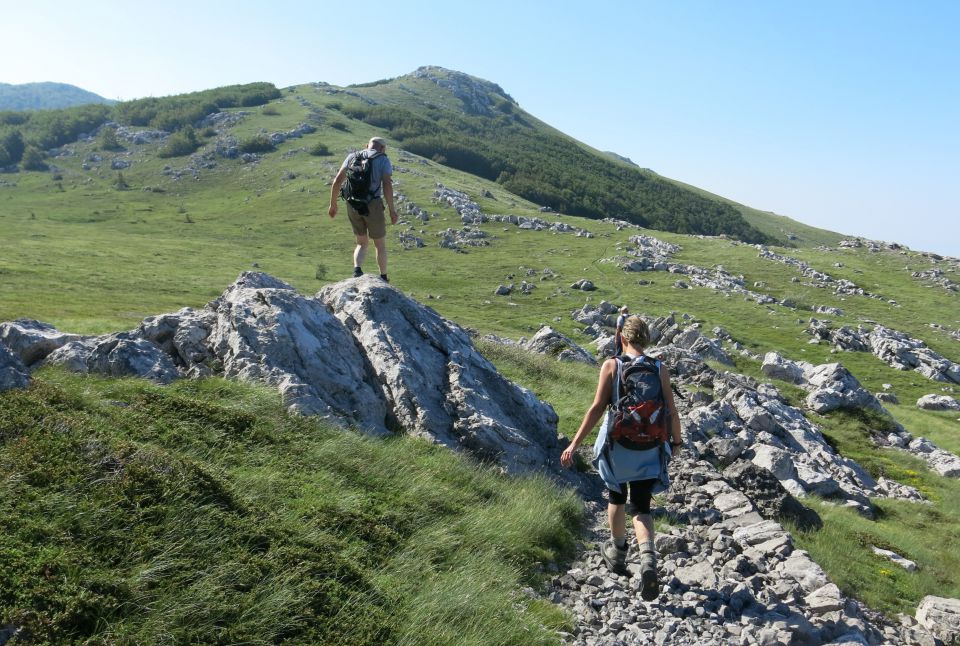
left=239, top=134, right=275, bottom=154
left=158, top=127, right=200, bottom=158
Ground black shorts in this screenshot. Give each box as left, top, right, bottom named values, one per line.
left=607, top=478, right=656, bottom=514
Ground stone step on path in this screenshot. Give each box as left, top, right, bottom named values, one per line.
left=548, top=450, right=941, bottom=646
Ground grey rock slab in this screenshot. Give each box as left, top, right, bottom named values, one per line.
left=207, top=272, right=388, bottom=431
left=319, top=275, right=559, bottom=473
left=733, top=519, right=787, bottom=547
left=761, top=351, right=808, bottom=384
left=916, top=595, right=960, bottom=644
left=0, top=342, right=30, bottom=392
left=523, top=325, right=596, bottom=365
left=45, top=332, right=179, bottom=384
left=778, top=551, right=829, bottom=593
left=916, top=393, right=960, bottom=411
left=44, top=339, right=96, bottom=373
left=137, top=307, right=216, bottom=367
left=674, top=559, right=719, bottom=589
left=806, top=583, right=844, bottom=613
left=870, top=546, right=917, bottom=572
left=0, top=319, right=86, bottom=367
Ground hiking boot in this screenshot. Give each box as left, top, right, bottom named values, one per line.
left=601, top=540, right=628, bottom=574
left=639, top=546, right=659, bottom=601
left=379, top=274, right=389, bottom=283
left=353, top=266, right=363, bottom=278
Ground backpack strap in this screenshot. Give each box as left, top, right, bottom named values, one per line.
left=605, top=356, right=624, bottom=454
left=610, top=355, right=628, bottom=406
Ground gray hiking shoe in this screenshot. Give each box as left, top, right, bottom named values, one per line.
left=601, top=540, right=628, bottom=574
left=639, top=548, right=659, bottom=601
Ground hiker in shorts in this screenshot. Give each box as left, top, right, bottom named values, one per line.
left=328, top=136, right=399, bottom=282
left=560, top=315, right=683, bottom=601
left=614, top=305, right=629, bottom=355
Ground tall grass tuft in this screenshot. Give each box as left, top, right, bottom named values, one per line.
left=0, top=369, right=583, bottom=644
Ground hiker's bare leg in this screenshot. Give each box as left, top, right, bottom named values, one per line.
left=635, top=511, right=659, bottom=599
left=608, top=503, right=627, bottom=543
left=632, top=513, right=654, bottom=544
left=353, top=235, right=369, bottom=268
left=373, top=236, right=388, bottom=275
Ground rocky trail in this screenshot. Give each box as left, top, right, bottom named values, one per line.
left=550, top=451, right=943, bottom=646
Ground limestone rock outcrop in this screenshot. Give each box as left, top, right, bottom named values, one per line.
left=0, top=319, right=85, bottom=367
left=807, top=319, right=960, bottom=385
left=203, top=272, right=388, bottom=428
left=318, top=276, right=560, bottom=472
left=0, top=343, right=29, bottom=392
left=521, top=325, right=596, bottom=365
left=0, top=272, right=561, bottom=474
left=916, top=393, right=960, bottom=411
left=916, top=595, right=960, bottom=644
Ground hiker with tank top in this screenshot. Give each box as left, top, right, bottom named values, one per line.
left=561, top=315, right=683, bottom=601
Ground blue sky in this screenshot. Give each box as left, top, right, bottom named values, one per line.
left=4, top=0, right=958, bottom=256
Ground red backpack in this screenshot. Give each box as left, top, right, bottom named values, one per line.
left=609, top=355, right=669, bottom=449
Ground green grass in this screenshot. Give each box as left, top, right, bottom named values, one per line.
left=791, top=492, right=960, bottom=617
left=783, top=406, right=960, bottom=616
left=2, top=83, right=960, bottom=631
left=0, top=369, right=582, bottom=644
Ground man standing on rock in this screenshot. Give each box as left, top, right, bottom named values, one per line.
left=561, top=316, right=683, bottom=602
left=328, top=136, right=399, bottom=282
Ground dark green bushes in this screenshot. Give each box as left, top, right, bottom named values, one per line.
left=0, top=128, right=25, bottom=165
left=19, top=146, right=47, bottom=171
left=309, top=141, right=330, bottom=156
left=0, top=83, right=281, bottom=164
left=239, top=134, right=275, bottom=154
left=97, top=126, right=123, bottom=151
left=158, top=127, right=200, bottom=158
left=114, top=82, right=281, bottom=132
left=341, top=102, right=777, bottom=243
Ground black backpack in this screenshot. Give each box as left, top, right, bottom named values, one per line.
left=340, top=149, right=382, bottom=215
left=608, top=355, right=669, bottom=450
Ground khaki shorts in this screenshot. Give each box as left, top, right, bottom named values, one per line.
left=346, top=199, right=386, bottom=239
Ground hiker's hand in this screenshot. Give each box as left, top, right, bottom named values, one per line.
left=389, top=208, right=398, bottom=224
left=560, top=444, right=577, bottom=468
left=328, top=204, right=337, bottom=218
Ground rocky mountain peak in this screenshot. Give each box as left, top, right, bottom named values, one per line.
left=409, top=65, right=516, bottom=115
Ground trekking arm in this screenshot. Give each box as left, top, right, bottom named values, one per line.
left=660, top=365, right=683, bottom=446
left=382, top=174, right=398, bottom=224
left=328, top=168, right=346, bottom=217
left=561, top=359, right=615, bottom=467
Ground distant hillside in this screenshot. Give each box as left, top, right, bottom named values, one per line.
left=332, top=66, right=778, bottom=244
left=1, top=69, right=803, bottom=243
left=0, top=82, right=114, bottom=111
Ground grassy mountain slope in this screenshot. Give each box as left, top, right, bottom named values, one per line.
left=0, top=82, right=114, bottom=111
left=333, top=67, right=777, bottom=244
left=0, top=370, right=580, bottom=644
left=2, top=74, right=960, bottom=641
